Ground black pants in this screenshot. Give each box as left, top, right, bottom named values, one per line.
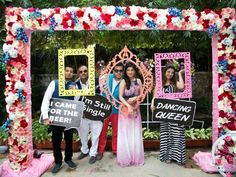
left=51, top=125, right=73, bottom=164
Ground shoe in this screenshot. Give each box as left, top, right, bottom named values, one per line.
left=33, top=150, right=44, bottom=159
left=165, top=159, right=171, bottom=164
left=65, top=160, right=77, bottom=169
left=78, top=152, right=89, bottom=160
left=51, top=163, right=62, bottom=174
left=96, top=152, right=103, bottom=161
left=113, top=152, right=116, bottom=156
left=89, top=156, right=96, bottom=164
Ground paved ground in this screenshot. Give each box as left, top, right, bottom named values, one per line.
left=0, top=149, right=221, bottom=177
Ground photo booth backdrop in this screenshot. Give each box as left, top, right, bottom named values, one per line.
left=1, top=6, right=235, bottom=174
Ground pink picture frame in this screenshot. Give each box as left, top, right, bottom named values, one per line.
left=154, top=52, right=192, bottom=99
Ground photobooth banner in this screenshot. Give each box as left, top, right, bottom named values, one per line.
left=2, top=6, right=236, bottom=173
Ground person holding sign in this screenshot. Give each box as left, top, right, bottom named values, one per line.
left=75, top=65, right=103, bottom=164
left=117, top=62, right=144, bottom=167
left=97, top=62, right=124, bottom=161
left=40, top=65, right=77, bottom=174
left=151, top=65, right=186, bottom=165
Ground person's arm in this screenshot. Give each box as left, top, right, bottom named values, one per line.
left=151, top=88, right=156, bottom=112
left=119, top=80, right=133, bottom=114
left=41, top=81, right=55, bottom=124
left=176, top=69, right=185, bottom=90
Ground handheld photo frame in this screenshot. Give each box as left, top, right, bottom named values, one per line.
left=154, top=52, right=192, bottom=99
left=58, top=48, right=95, bottom=96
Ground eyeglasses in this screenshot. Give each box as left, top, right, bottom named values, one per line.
left=114, top=69, right=123, bottom=73
left=79, top=70, right=88, bottom=74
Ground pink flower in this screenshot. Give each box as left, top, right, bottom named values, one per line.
left=226, top=172, right=232, bottom=177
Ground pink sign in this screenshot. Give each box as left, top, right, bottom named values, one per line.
left=154, top=52, right=192, bottom=99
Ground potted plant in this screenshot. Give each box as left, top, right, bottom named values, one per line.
left=0, top=119, right=10, bottom=154
left=143, top=128, right=160, bottom=150
left=32, top=119, right=80, bottom=152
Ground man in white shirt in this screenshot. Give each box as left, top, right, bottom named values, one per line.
left=41, top=65, right=77, bottom=174
left=76, top=65, right=103, bottom=164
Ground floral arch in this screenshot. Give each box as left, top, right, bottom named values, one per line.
left=2, top=5, right=236, bottom=174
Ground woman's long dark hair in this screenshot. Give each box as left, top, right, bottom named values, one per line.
left=162, top=65, right=176, bottom=86
left=124, top=62, right=137, bottom=90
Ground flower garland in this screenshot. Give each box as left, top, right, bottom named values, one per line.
left=2, top=6, right=236, bottom=172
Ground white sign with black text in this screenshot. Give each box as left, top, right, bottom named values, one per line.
left=153, top=98, right=196, bottom=126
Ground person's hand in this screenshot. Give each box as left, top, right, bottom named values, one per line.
left=151, top=106, right=156, bottom=112
left=69, top=85, right=76, bottom=90
left=179, top=69, right=184, bottom=75
left=43, top=119, right=51, bottom=125
left=128, top=96, right=137, bottom=104
left=127, top=105, right=134, bottom=115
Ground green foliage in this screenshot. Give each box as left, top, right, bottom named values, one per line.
left=0, top=126, right=8, bottom=143
left=32, top=119, right=51, bottom=143
left=185, top=127, right=212, bottom=140
left=143, top=128, right=160, bottom=140
left=193, top=96, right=212, bottom=114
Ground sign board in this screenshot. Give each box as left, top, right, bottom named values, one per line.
left=40, top=98, right=84, bottom=129
left=153, top=98, right=196, bottom=126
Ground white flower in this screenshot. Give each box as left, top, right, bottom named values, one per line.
left=19, top=137, right=28, bottom=145
left=3, top=43, right=11, bottom=53
left=229, top=147, right=234, bottom=153
left=110, top=15, right=120, bottom=27
left=41, top=9, right=51, bottom=17
left=15, top=111, right=25, bottom=119
left=5, top=92, right=18, bottom=105
left=143, top=14, right=152, bottom=23
left=82, top=16, right=90, bottom=23
left=8, top=48, right=17, bottom=58
left=67, top=7, right=77, bottom=13
left=103, top=6, right=115, bottom=15
left=67, top=20, right=72, bottom=27
left=157, top=16, right=167, bottom=25
left=223, top=38, right=233, bottom=46
left=13, top=120, right=20, bottom=130
left=15, top=81, right=25, bottom=90
left=89, top=8, right=101, bottom=19
left=9, top=113, right=16, bottom=121
left=205, top=13, right=215, bottom=20
left=219, top=139, right=225, bottom=145
left=21, top=9, right=30, bottom=20
left=172, top=17, right=181, bottom=26
left=10, top=162, right=21, bottom=172
left=53, top=14, right=62, bottom=24
left=232, top=136, right=236, bottom=141
left=11, top=23, right=22, bottom=33
left=189, top=15, right=198, bottom=22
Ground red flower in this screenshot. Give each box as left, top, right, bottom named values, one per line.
left=37, top=19, right=43, bottom=26
left=54, top=7, right=60, bottom=14
left=63, top=12, right=71, bottom=21
left=224, top=19, right=231, bottom=28
left=62, top=19, right=69, bottom=29
left=130, top=19, right=139, bottom=26
left=148, top=12, right=157, bottom=19
left=219, top=33, right=229, bottom=41
left=27, top=7, right=35, bottom=13
left=83, top=21, right=90, bottom=30
left=77, top=10, right=84, bottom=18
left=228, top=63, right=235, bottom=71
left=13, top=139, right=18, bottom=146
left=125, top=6, right=131, bottom=15
left=88, top=14, right=93, bottom=21
left=166, top=15, right=172, bottom=24
left=184, top=16, right=189, bottom=22
left=20, top=75, right=25, bottom=82
left=17, top=15, right=22, bottom=21
left=7, top=22, right=13, bottom=27
left=202, top=20, right=210, bottom=29
left=195, top=12, right=201, bottom=19
left=19, top=146, right=24, bottom=151
left=137, top=11, right=145, bottom=20
left=20, top=119, right=28, bottom=128
left=101, top=14, right=111, bottom=25
left=204, top=9, right=212, bottom=14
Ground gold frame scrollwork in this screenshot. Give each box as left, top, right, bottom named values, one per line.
left=58, top=48, right=95, bottom=96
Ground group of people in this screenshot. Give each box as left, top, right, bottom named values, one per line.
left=40, top=62, right=185, bottom=174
